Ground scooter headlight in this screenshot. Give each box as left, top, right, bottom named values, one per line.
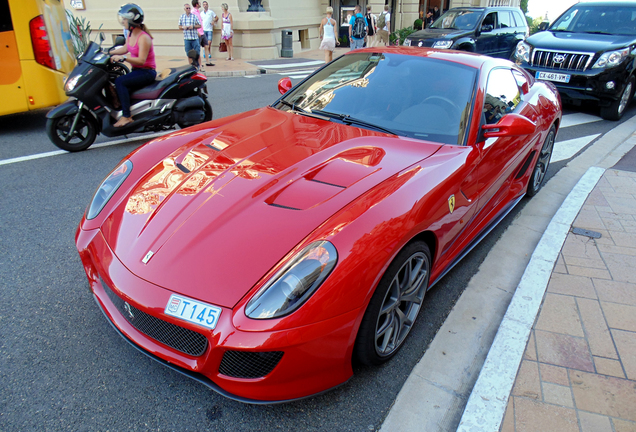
left=86, top=160, right=132, bottom=220
left=65, top=74, right=82, bottom=92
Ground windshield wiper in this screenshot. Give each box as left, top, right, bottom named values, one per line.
left=583, top=31, right=614, bottom=35
left=279, top=99, right=308, bottom=113
left=311, top=110, right=398, bottom=135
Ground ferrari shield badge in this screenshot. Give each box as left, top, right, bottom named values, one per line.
left=448, top=195, right=455, bottom=214
left=142, top=250, right=154, bottom=264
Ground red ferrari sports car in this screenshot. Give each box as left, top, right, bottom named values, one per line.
left=76, top=47, right=561, bottom=403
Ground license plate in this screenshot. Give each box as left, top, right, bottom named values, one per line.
left=164, top=294, right=222, bottom=330
left=536, top=71, right=571, bottom=83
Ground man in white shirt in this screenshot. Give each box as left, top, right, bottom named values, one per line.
left=377, top=5, right=391, bottom=46
left=200, top=1, right=218, bottom=66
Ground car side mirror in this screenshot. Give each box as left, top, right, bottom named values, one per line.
left=538, top=21, right=549, bottom=32
left=481, top=24, right=493, bottom=33
left=278, top=77, right=292, bottom=95
left=114, top=35, right=126, bottom=47
left=482, top=114, right=536, bottom=138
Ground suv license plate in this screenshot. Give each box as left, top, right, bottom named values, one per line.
left=536, top=71, right=571, bottom=83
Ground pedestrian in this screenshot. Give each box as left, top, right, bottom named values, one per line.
left=178, top=3, right=201, bottom=67
left=425, top=9, right=434, bottom=28
left=190, top=0, right=207, bottom=72
left=110, top=3, right=157, bottom=128
left=221, top=3, right=234, bottom=60
left=348, top=5, right=367, bottom=51
left=433, top=6, right=440, bottom=20
left=365, top=5, right=377, bottom=48
left=201, top=1, right=218, bottom=66
left=319, top=6, right=339, bottom=63
left=376, top=5, right=390, bottom=46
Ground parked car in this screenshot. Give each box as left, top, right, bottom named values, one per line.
left=76, top=47, right=561, bottom=403
left=404, top=7, right=528, bottom=59
left=514, top=1, right=636, bottom=120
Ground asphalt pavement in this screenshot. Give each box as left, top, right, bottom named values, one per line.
left=1, top=76, right=636, bottom=431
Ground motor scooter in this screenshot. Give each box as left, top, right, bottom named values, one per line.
left=46, top=34, right=212, bottom=152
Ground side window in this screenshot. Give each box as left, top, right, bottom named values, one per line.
left=498, top=11, right=513, bottom=28
left=481, top=12, right=497, bottom=30
left=483, top=69, right=521, bottom=124
left=513, top=11, right=526, bottom=28
left=1, top=0, right=13, bottom=32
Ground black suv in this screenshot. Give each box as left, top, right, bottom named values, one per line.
left=404, top=7, right=528, bottom=59
left=514, top=1, right=636, bottom=120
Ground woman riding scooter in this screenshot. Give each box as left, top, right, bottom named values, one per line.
left=110, top=4, right=157, bottom=127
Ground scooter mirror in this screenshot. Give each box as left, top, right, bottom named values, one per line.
left=99, top=32, right=105, bottom=43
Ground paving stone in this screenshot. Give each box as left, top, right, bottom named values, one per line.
left=613, top=419, right=636, bottom=432
left=577, top=298, right=618, bottom=359
left=513, top=397, right=579, bottom=432
left=605, top=176, right=636, bottom=194
left=597, top=243, right=636, bottom=257
left=586, top=189, right=611, bottom=207
left=597, top=210, right=634, bottom=221
left=539, top=363, right=570, bottom=386
left=535, top=330, right=594, bottom=372
left=601, top=302, right=636, bottom=332
left=541, top=382, right=573, bottom=407
left=569, top=370, right=636, bottom=421
left=554, top=253, right=568, bottom=274
left=578, top=411, right=614, bottom=432
left=547, top=273, right=597, bottom=299
left=524, top=331, right=537, bottom=361
left=594, top=356, right=626, bottom=378
left=562, top=234, right=603, bottom=260
left=567, top=265, right=612, bottom=280
left=611, top=329, right=636, bottom=380
left=574, top=207, right=607, bottom=230
left=536, top=294, right=584, bottom=337
left=512, top=360, right=541, bottom=399
left=602, top=217, right=628, bottom=231
left=602, top=252, right=636, bottom=284
left=562, top=255, right=608, bottom=269
left=501, top=398, right=514, bottom=432
left=593, top=279, right=636, bottom=306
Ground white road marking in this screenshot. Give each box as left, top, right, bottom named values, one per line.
left=255, top=60, right=325, bottom=69
left=551, top=133, right=600, bottom=162
left=276, top=69, right=317, bottom=76
left=560, top=112, right=602, bottom=128
left=0, top=130, right=172, bottom=167
left=288, top=74, right=310, bottom=80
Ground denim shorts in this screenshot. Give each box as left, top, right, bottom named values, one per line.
left=184, top=38, right=199, bottom=54
left=204, top=31, right=213, bottom=42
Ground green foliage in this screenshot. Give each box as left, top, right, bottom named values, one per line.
left=66, top=9, right=99, bottom=56
left=520, top=0, right=528, bottom=14
left=414, top=19, right=423, bottom=31
left=338, top=35, right=348, bottom=46
left=529, top=16, right=544, bottom=35
left=390, top=26, right=417, bottom=46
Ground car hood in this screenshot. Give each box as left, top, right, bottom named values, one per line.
left=527, top=31, right=636, bottom=53
left=100, top=107, right=442, bottom=308
left=408, top=28, right=472, bottom=40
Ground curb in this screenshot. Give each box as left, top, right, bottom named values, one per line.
left=456, top=166, right=606, bottom=432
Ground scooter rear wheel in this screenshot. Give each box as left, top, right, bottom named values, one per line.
left=46, top=113, right=97, bottom=152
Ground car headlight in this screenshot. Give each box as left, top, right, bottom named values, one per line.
left=404, top=38, right=412, bottom=46
left=593, top=48, right=630, bottom=69
left=515, top=41, right=531, bottom=63
left=245, top=241, right=338, bottom=319
left=65, top=74, right=82, bottom=92
left=433, top=40, right=453, bottom=49
left=86, top=160, right=132, bottom=220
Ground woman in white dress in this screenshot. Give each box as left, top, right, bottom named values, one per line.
left=319, top=7, right=339, bottom=63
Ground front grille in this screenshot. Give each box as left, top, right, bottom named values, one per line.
left=531, top=49, right=594, bottom=72
left=101, top=280, right=209, bottom=357
left=218, top=350, right=284, bottom=379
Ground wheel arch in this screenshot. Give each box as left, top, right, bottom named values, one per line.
left=407, top=230, right=438, bottom=269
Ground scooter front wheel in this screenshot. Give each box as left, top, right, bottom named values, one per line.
left=46, top=113, right=97, bottom=152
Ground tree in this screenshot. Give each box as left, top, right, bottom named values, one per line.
left=520, top=0, right=528, bottom=14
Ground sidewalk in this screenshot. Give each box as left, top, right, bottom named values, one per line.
left=153, top=48, right=348, bottom=77
left=500, top=165, right=636, bottom=432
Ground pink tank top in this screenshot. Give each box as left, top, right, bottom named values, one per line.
left=127, top=31, right=156, bottom=70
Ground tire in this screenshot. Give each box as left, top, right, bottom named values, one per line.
left=526, top=124, right=556, bottom=197
left=203, top=99, right=213, bottom=122
left=600, top=76, right=634, bottom=121
left=354, top=241, right=431, bottom=366
left=46, top=113, right=97, bottom=152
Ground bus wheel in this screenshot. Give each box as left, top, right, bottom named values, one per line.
left=46, top=114, right=97, bottom=152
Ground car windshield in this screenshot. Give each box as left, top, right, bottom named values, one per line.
left=551, top=5, right=636, bottom=35
left=430, top=10, right=481, bottom=30
left=275, top=52, right=477, bottom=145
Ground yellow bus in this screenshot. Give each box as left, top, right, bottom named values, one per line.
left=1, top=0, right=76, bottom=116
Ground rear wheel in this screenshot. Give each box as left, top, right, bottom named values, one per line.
left=600, top=76, right=634, bottom=121
left=354, top=241, right=431, bottom=366
left=527, top=124, right=556, bottom=197
left=46, top=113, right=97, bottom=152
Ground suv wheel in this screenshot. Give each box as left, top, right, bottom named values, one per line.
left=600, top=76, right=635, bottom=121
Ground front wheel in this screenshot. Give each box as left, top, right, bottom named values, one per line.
left=46, top=112, right=97, bottom=152
left=354, top=241, right=431, bottom=366
left=527, top=124, right=556, bottom=197
left=203, top=99, right=213, bottom=122
left=600, top=76, right=634, bottom=121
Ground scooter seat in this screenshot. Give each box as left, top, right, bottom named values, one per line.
left=130, top=65, right=196, bottom=100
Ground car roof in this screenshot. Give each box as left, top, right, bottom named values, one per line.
left=446, top=6, right=523, bottom=12
left=574, top=1, right=636, bottom=5
left=348, top=46, right=508, bottom=70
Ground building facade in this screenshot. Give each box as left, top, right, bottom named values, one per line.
left=68, top=0, right=520, bottom=60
